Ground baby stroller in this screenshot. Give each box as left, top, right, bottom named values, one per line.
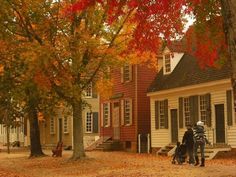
left=172, top=142, right=187, bottom=164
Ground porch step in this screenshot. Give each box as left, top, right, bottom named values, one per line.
left=157, top=144, right=175, bottom=156
left=85, top=136, right=111, bottom=151
left=158, top=144, right=231, bottom=160
left=199, top=144, right=231, bottom=159
left=92, top=138, right=123, bottom=151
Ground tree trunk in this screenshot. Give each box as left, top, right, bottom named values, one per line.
left=6, top=125, right=10, bottom=154
left=27, top=85, right=45, bottom=157
left=28, top=105, right=45, bottom=157
left=29, top=105, right=44, bottom=157
left=221, top=0, right=236, bottom=109
left=70, top=99, right=86, bottom=160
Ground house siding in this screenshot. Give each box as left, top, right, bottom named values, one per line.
left=137, top=65, right=156, bottom=135
left=100, top=66, right=136, bottom=147
left=150, top=80, right=236, bottom=148
left=100, top=64, right=156, bottom=151
left=39, top=96, right=100, bottom=148
left=120, top=125, right=136, bottom=141
left=40, top=110, right=73, bottom=147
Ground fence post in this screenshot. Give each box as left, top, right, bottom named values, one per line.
left=138, top=134, right=141, bottom=153
left=147, top=134, right=150, bottom=154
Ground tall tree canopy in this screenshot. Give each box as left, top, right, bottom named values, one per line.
left=68, top=0, right=235, bottom=68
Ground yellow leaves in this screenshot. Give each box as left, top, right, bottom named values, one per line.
left=0, top=64, right=4, bottom=76
left=79, top=19, right=86, bottom=31
left=96, top=78, right=114, bottom=100
left=120, top=50, right=158, bottom=70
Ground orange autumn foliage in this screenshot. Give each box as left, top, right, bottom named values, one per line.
left=96, top=78, right=114, bottom=100
left=33, top=70, right=51, bottom=91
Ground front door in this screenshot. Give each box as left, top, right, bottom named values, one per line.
left=113, top=102, right=120, bottom=140
left=171, top=109, right=178, bottom=143
left=215, top=104, right=225, bottom=143
left=58, top=118, right=63, bottom=142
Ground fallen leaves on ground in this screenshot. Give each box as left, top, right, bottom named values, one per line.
left=0, top=151, right=236, bottom=177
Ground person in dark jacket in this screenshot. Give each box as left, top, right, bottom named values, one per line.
left=182, top=124, right=194, bottom=165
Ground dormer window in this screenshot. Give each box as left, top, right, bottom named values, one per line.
left=164, top=54, right=171, bottom=74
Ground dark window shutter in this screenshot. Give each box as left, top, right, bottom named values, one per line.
left=194, top=96, right=199, bottom=124
left=206, top=93, right=211, bottom=127
left=155, top=101, right=159, bottom=129
left=190, top=95, right=199, bottom=125
left=189, top=96, right=194, bottom=125
left=164, top=99, right=168, bottom=129
left=93, top=112, right=99, bottom=133
left=179, top=97, right=183, bottom=128
left=227, top=90, right=233, bottom=126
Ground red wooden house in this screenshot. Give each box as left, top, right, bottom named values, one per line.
left=100, top=64, right=157, bottom=152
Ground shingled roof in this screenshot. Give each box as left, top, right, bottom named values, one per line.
left=148, top=53, right=231, bottom=93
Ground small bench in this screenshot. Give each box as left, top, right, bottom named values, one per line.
left=52, top=142, right=63, bottom=157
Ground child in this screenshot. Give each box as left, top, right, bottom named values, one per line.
left=172, top=142, right=186, bottom=164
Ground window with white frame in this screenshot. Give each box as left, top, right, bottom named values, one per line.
left=103, top=103, right=109, bottom=127
left=164, top=54, right=171, bottom=73
left=86, top=112, right=93, bottom=133
left=85, top=82, right=92, bottom=98
left=50, top=117, right=55, bottom=134
left=159, top=100, right=165, bottom=128
left=123, top=65, right=130, bottom=82
left=63, top=117, right=68, bottom=133
left=200, top=95, right=207, bottom=125
left=121, top=64, right=132, bottom=82
left=184, top=97, right=190, bottom=126
left=124, top=99, right=132, bottom=125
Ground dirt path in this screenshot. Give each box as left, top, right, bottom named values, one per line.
left=0, top=150, right=236, bottom=177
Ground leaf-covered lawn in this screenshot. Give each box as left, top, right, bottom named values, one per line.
left=0, top=150, right=235, bottom=177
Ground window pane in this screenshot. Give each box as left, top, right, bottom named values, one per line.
left=165, top=54, right=171, bottom=73
left=159, top=101, right=165, bottom=128
left=184, top=97, right=190, bottom=126
left=200, top=95, right=207, bottom=125
left=86, top=112, right=92, bottom=133
left=124, top=99, right=131, bottom=125
left=64, top=117, right=68, bottom=133
left=85, top=83, right=92, bottom=98
left=103, top=103, right=109, bottom=126
left=50, top=117, right=54, bottom=134
left=123, top=65, right=130, bottom=82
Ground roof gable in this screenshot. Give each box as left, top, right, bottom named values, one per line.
left=148, top=54, right=231, bottom=93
